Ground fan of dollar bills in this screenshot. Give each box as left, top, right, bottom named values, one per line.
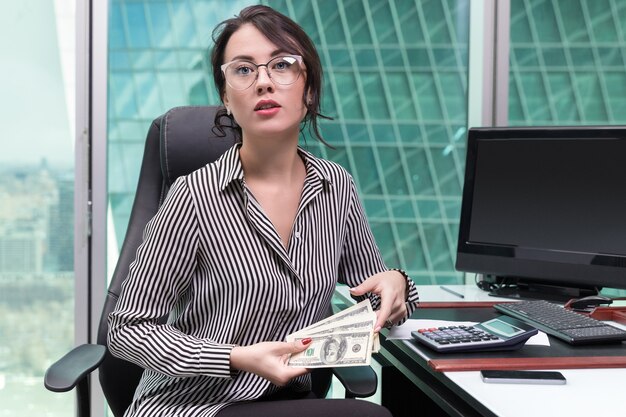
left=287, top=299, right=380, bottom=368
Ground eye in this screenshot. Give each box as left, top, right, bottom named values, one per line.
left=232, top=62, right=256, bottom=76
left=272, top=57, right=297, bottom=72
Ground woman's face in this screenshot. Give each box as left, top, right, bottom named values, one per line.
left=222, top=24, right=307, bottom=143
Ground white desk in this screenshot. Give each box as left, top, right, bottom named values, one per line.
left=427, top=285, right=625, bottom=417
left=446, top=367, right=624, bottom=417
left=335, top=284, right=626, bottom=417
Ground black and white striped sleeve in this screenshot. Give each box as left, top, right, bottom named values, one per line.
left=107, top=177, right=235, bottom=378
left=338, top=175, right=420, bottom=317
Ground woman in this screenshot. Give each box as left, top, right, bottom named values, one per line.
left=108, top=5, right=419, bottom=417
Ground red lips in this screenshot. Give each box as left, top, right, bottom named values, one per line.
left=254, top=99, right=280, bottom=111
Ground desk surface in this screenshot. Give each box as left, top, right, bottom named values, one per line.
left=335, top=284, right=626, bottom=417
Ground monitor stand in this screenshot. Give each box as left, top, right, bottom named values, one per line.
left=487, top=278, right=599, bottom=304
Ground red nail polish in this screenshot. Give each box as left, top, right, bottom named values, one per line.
left=301, top=337, right=312, bottom=344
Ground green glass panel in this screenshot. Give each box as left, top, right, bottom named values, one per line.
left=351, top=146, right=383, bottom=194
left=412, top=73, right=443, bottom=120
left=558, top=2, right=589, bottom=42
left=391, top=198, right=417, bottom=219
left=147, top=2, right=174, bottom=47
left=334, top=72, right=364, bottom=119
left=108, top=0, right=470, bottom=285
left=530, top=1, right=561, bottom=42
left=398, top=223, right=428, bottom=272
left=405, top=149, right=435, bottom=195
left=371, top=221, right=402, bottom=266
left=355, top=48, right=378, bottom=68
left=509, top=0, right=626, bottom=126
left=371, top=123, right=397, bottom=144
left=542, top=48, right=567, bottom=67
left=378, top=147, right=409, bottom=196
left=361, top=73, right=390, bottom=118
left=363, top=197, right=388, bottom=218
left=406, top=48, right=430, bottom=68
left=344, top=1, right=372, bottom=44
left=397, top=123, right=422, bottom=144
left=344, top=123, right=369, bottom=143
left=423, top=223, right=454, bottom=271
left=370, top=2, right=398, bottom=44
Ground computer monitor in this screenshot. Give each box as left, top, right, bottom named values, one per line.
left=456, top=126, right=626, bottom=301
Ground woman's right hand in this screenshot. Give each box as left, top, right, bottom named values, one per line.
left=230, top=339, right=312, bottom=386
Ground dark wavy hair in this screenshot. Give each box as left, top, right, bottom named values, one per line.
left=210, top=5, right=332, bottom=146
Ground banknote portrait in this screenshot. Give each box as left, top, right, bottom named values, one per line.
left=321, top=336, right=348, bottom=364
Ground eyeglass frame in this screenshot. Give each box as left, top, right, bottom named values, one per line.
left=220, top=55, right=304, bottom=90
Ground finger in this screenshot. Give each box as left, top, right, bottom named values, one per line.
left=374, top=306, right=393, bottom=332
left=289, top=337, right=313, bottom=353
left=349, top=276, right=377, bottom=296
left=283, top=366, right=310, bottom=383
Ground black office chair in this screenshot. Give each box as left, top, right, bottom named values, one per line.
left=43, top=106, right=377, bottom=417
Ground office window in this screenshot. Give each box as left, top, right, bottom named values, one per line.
left=0, top=1, right=76, bottom=416
left=509, top=0, right=626, bottom=125
left=107, top=0, right=470, bottom=285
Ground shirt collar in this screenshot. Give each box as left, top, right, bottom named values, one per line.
left=217, top=144, right=334, bottom=191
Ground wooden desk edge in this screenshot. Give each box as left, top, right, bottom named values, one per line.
left=428, top=356, right=626, bottom=372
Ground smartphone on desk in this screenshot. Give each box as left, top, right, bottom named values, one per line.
left=480, top=370, right=566, bottom=385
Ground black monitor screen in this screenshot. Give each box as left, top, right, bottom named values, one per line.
left=456, top=126, right=626, bottom=292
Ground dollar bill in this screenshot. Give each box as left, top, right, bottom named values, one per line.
left=288, top=331, right=373, bottom=367
left=305, top=318, right=380, bottom=354
left=287, top=299, right=385, bottom=366
left=299, top=316, right=376, bottom=337
left=291, top=299, right=374, bottom=337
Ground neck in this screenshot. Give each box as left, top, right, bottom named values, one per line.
left=239, top=139, right=303, bottom=182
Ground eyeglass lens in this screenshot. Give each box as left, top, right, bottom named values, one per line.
left=224, top=56, right=301, bottom=90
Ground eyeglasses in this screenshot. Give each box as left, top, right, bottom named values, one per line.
left=220, top=55, right=303, bottom=91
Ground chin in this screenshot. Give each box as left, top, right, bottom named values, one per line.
left=248, top=121, right=302, bottom=140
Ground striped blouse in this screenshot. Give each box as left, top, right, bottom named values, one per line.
left=108, top=144, right=420, bottom=417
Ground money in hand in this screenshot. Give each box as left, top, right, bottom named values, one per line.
left=287, top=299, right=378, bottom=368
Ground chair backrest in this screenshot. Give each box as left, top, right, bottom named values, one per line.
left=96, top=106, right=236, bottom=417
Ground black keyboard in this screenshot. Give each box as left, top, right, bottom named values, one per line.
left=494, top=300, right=626, bottom=345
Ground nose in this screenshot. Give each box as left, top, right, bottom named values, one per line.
left=255, top=66, right=274, bottom=93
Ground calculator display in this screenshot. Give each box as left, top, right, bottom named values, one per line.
left=480, top=318, right=525, bottom=338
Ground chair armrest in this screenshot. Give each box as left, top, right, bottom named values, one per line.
left=44, top=344, right=106, bottom=392
left=332, top=365, right=378, bottom=398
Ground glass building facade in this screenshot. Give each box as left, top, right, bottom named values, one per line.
left=509, top=0, right=626, bottom=125
left=107, top=0, right=626, bottom=288
left=108, top=0, right=471, bottom=284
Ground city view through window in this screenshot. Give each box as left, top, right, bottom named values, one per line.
left=0, top=1, right=75, bottom=416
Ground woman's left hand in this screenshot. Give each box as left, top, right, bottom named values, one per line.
left=349, top=270, right=407, bottom=332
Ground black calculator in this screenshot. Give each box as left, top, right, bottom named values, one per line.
left=411, top=315, right=538, bottom=353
